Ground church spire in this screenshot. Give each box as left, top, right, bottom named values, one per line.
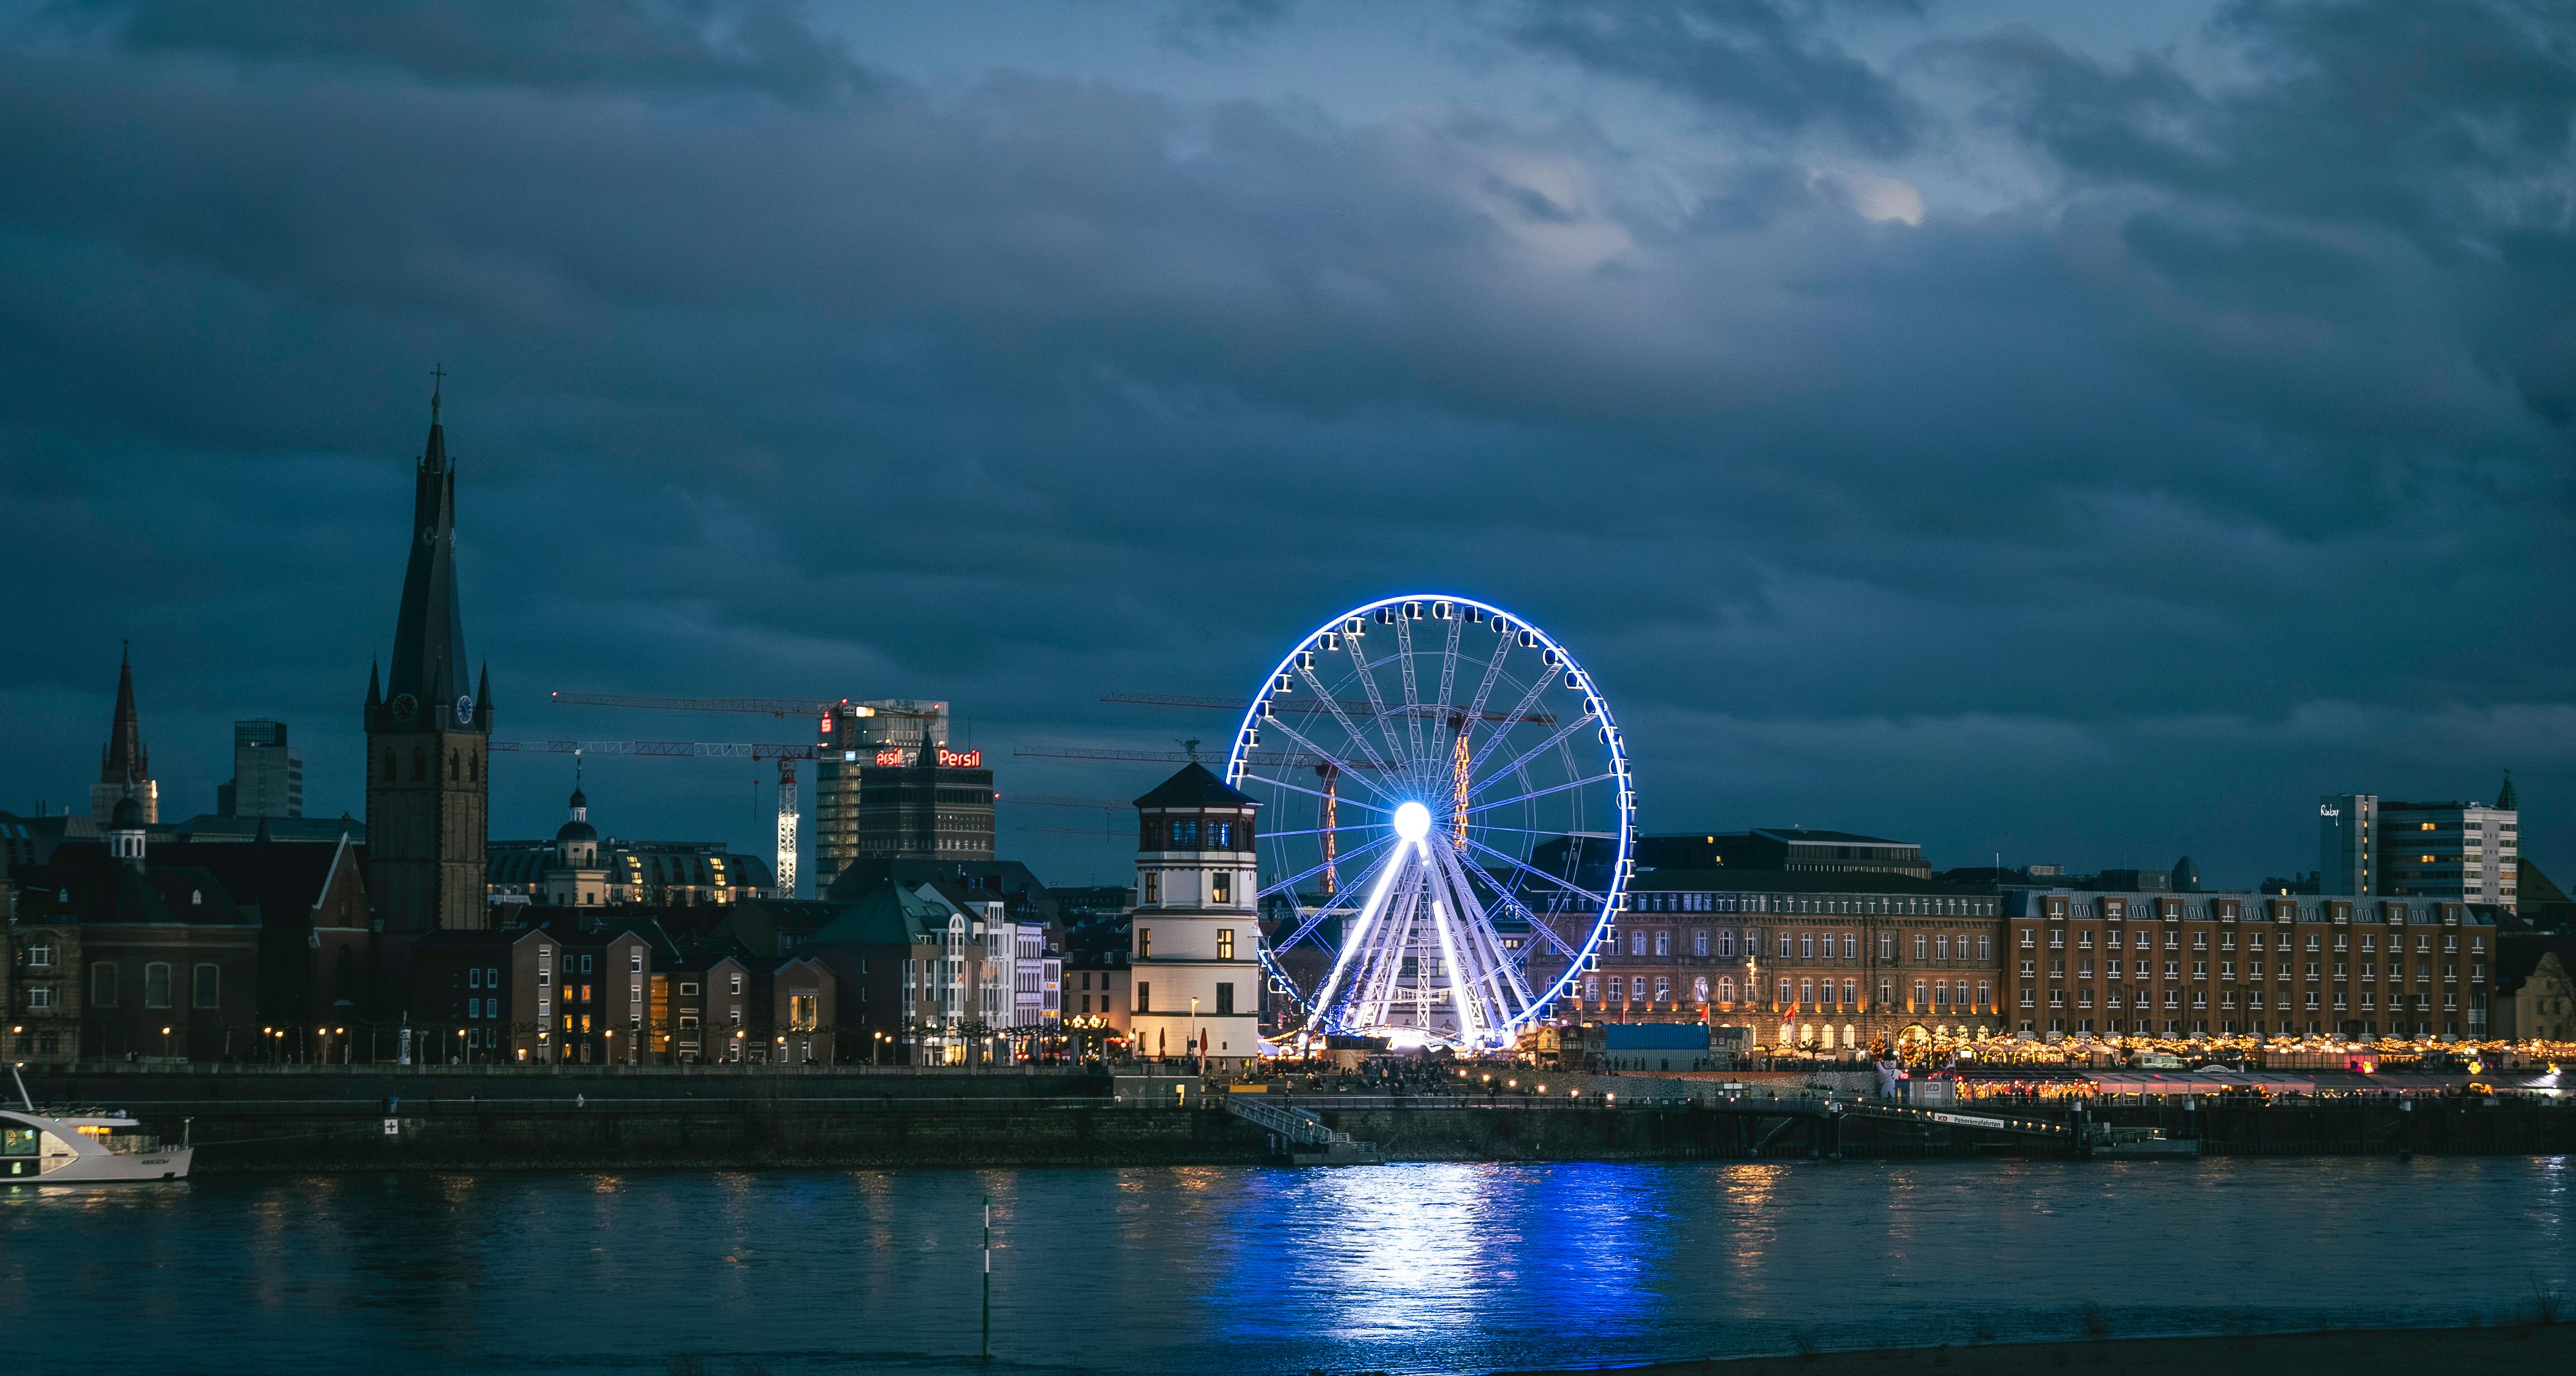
left=382, top=369, right=477, bottom=732
left=100, top=640, right=149, bottom=785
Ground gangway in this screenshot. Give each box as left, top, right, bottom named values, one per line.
left=1225, top=1095, right=1384, bottom=1165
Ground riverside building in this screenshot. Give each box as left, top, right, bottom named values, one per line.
left=2000, top=890, right=2497, bottom=1042
left=1564, top=870, right=2005, bottom=1052
left=1127, top=763, right=1262, bottom=1070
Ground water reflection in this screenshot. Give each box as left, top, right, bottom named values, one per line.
left=4, top=1158, right=2570, bottom=1375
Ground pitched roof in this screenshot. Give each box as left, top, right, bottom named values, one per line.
left=806, top=879, right=946, bottom=946
left=1133, top=761, right=1256, bottom=810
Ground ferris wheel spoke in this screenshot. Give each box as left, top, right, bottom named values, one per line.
left=1268, top=843, right=1407, bottom=952
left=1430, top=839, right=1538, bottom=1032
left=1338, top=630, right=1414, bottom=780
left=1456, top=666, right=1558, bottom=798
left=1459, top=832, right=1611, bottom=909
left=1244, top=772, right=1394, bottom=814
left=1258, top=830, right=1395, bottom=900
left=1294, top=660, right=1403, bottom=783
left=1258, top=716, right=1404, bottom=806
left=1463, top=771, right=1619, bottom=816
left=1304, top=842, right=1412, bottom=1029
left=1393, top=615, right=1429, bottom=787
left=1462, top=710, right=1600, bottom=804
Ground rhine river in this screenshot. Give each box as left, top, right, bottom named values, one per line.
left=6, top=1158, right=2570, bottom=1374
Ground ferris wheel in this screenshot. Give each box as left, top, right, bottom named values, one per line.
left=1226, top=595, right=1634, bottom=1051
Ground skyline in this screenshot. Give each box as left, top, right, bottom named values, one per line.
left=4, top=0, right=2570, bottom=888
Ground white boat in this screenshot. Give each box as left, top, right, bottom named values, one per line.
left=3, top=1067, right=192, bottom=1184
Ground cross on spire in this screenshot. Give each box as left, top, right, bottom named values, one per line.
left=429, top=363, right=446, bottom=423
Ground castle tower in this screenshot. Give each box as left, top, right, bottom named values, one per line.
left=364, top=379, right=492, bottom=932
left=89, top=644, right=157, bottom=827
left=542, top=781, right=608, bottom=908
left=1128, top=762, right=1262, bottom=1070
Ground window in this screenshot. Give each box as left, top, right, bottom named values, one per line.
left=1799, top=978, right=1815, bottom=1007
left=1584, top=975, right=1600, bottom=1000
left=1976, top=981, right=1991, bottom=1009
left=92, top=963, right=117, bottom=1007
left=1777, top=978, right=1791, bottom=1005
left=1211, top=871, right=1233, bottom=904
left=144, top=962, right=173, bottom=1009
left=1693, top=929, right=1710, bottom=957
left=1979, top=936, right=1993, bottom=961
left=1631, top=976, right=1647, bottom=1000
left=679, top=981, right=699, bottom=996
left=1137, top=928, right=1151, bottom=959
left=1718, top=931, right=1736, bottom=957
left=1936, top=936, right=1950, bottom=960
left=1914, top=934, right=1928, bottom=960
left=1777, top=933, right=1793, bottom=959
left=581, top=954, right=595, bottom=974
left=1800, top=933, right=1815, bottom=959
left=1137, top=983, right=1151, bottom=1013
left=1218, top=929, right=1235, bottom=960
left=469, top=967, right=483, bottom=989
left=729, top=973, right=744, bottom=995
left=1631, top=931, right=1647, bottom=956
left=193, top=964, right=219, bottom=1008
left=1881, top=932, right=1897, bottom=960
left=1654, top=931, right=1671, bottom=956
left=1654, top=976, right=1671, bottom=1003
left=27, top=986, right=55, bottom=1009
left=1168, top=820, right=1200, bottom=847
left=1912, top=979, right=1928, bottom=1009
left=1143, top=872, right=1161, bottom=905
left=1693, top=975, right=1710, bottom=1003
left=1216, top=983, right=1235, bottom=1014
left=1879, top=979, right=1894, bottom=1006
left=25, top=943, right=53, bottom=970
left=1717, top=975, right=1736, bottom=1002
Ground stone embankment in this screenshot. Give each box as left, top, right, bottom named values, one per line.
left=20, top=1065, right=2575, bottom=1172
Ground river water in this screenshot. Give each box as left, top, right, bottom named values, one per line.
left=7, top=1159, right=2570, bottom=1375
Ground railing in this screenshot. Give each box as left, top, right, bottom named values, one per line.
left=1224, top=1095, right=1348, bottom=1147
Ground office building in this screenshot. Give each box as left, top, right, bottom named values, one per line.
left=218, top=719, right=304, bottom=818
left=2380, top=792, right=2519, bottom=910
left=816, top=699, right=983, bottom=891
left=2319, top=793, right=2377, bottom=895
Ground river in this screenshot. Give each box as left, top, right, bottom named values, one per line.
left=7, top=1158, right=2570, bottom=1374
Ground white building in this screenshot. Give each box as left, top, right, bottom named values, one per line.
left=1128, top=763, right=1263, bottom=1070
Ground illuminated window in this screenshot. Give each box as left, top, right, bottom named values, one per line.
left=1211, top=871, right=1233, bottom=904
left=1217, top=929, right=1235, bottom=961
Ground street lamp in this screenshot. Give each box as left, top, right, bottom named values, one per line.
left=162, top=1026, right=172, bottom=1060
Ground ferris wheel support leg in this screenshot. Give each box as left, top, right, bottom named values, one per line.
left=1304, top=843, right=1405, bottom=1034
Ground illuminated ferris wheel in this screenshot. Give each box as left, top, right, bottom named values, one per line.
left=1227, top=595, right=1634, bottom=1051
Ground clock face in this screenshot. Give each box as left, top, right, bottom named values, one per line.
left=456, top=695, right=475, bottom=723
left=391, top=693, right=418, bottom=723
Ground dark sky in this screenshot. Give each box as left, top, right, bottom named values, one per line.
left=3, top=0, right=2569, bottom=892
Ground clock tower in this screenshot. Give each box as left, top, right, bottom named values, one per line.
left=364, top=378, right=492, bottom=932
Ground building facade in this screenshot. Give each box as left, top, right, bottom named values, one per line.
left=219, top=719, right=304, bottom=819
left=364, top=387, right=493, bottom=933
left=1631, top=829, right=1933, bottom=880
left=1559, top=871, right=2005, bottom=1052
left=2319, top=793, right=2378, bottom=896
left=2000, top=890, right=2497, bottom=1041
left=1127, top=764, right=1262, bottom=1069
left=813, top=699, right=965, bottom=891
left=2380, top=798, right=2519, bottom=910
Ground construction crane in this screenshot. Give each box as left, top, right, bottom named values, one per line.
left=546, top=693, right=943, bottom=901
left=1100, top=691, right=1552, bottom=727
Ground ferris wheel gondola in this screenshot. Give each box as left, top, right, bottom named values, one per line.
left=1228, top=595, right=1633, bottom=1051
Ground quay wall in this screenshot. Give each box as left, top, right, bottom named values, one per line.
left=18, top=1069, right=2574, bottom=1171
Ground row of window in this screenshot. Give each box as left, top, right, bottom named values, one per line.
left=1131, top=981, right=1238, bottom=1014
left=82, top=962, right=221, bottom=1009
left=1611, top=929, right=1994, bottom=962
left=1580, top=974, right=1994, bottom=1012
left=1627, top=893, right=1993, bottom=917
left=2026, top=988, right=2466, bottom=1013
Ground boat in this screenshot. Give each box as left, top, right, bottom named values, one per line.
left=2, top=1066, right=192, bottom=1183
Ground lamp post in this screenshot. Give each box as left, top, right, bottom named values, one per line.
left=1190, top=995, right=1201, bottom=1077
left=162, top=1025, right=172, bottom=1060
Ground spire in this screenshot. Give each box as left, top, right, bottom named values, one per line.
left=100, top=641, right=149, bottom=785
left=477, top=662, right=492, bottom=722
left=383, top=373, right=476, bottom=732
left=2498, top=770, right=2518, bottom=811
left=366, top=659, right=382, bottom=709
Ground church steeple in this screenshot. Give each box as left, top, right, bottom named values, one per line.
left=365, top=373, right=493, bottom=934
left=92, top=642, right=158, bottom=827
left=382, top=373, right=477, bottom=733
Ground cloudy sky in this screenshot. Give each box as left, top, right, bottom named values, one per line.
left=2, top=0, right=2569, bottom=891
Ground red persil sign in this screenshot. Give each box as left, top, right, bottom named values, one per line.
left=874, top=747, right=983, bottom=767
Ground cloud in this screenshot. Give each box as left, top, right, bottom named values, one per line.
left=0, top=0, right=2570, bottom=888
left=1511, top=0, right=1921, bottom=152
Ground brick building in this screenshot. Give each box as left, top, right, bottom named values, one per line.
left=2000, top=890, right=2497, bottom=1041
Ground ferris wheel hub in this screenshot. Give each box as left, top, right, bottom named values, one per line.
left=1391, top=800, right=1432, bottom=842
